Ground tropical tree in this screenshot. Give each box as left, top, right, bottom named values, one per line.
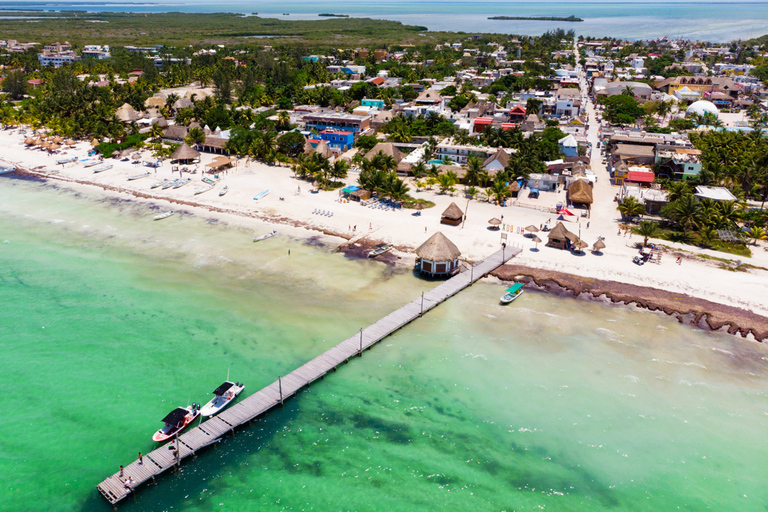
left=746, top=225, right=767, bottom=245
left=148, top=123, right=164, bottom=141
left=636, top=220, right=659, bottom=246
left=490, top=180, right=511, bottom=205
left=669, top=195, right=701, bottom=235
left=617, top=196, right=646, bottom=222
left=436, top=173, right=457, bottom=194
left=185, top=127, right=206, bottom=146
left=464, top=155, right=483, bottom=187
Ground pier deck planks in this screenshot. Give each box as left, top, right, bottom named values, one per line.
left=97, top=247, right=520, bottom=505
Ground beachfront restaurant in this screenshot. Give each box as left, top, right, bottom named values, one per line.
left=416, top=232, right=462, bottom=277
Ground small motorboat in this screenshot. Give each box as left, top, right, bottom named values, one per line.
left=173, top=178, right=191, bottom=189
left=0, top=167, right=16, bottom=175
left=194, top=183, right=215, bottom=195
left=500, top=283, right=524, bottom=304
left=152, top=405, right=200, bottom=442
left=368, top=244, right=393, bottom=258
left=253, top=189, right=270, bottom=201
left=55, top=157, right=77, bottom=165
left=92, top=164, right=113, bottom=173
left=151, top=179, right=170, bottom=189
left=82, top=159, right=101, bottom=168
left=219, top=185, right=229, bottom=197
left=128, top=171, right=151, bottom=180
left=162, top=179, right=179, bottom=190
left=154, top=211, right=174, bottom=221
left=200, top=381, right=245, bottom=417
left=253, top=230, right=277, bottom=242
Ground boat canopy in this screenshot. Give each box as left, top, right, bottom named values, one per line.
left=161, top=407, right=189, bottom=425
left=213, top=382, right=234, bottom=396
left=506, top=283, right=524, bottom=294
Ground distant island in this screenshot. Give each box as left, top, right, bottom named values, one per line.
left=318, top=13, right=349, bottom=18
left=488, top=15, right=583, bottom=22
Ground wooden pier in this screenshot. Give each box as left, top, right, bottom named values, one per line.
left=97, top=245, right=521, bottom=506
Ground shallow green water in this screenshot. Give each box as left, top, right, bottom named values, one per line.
left=2, top=178, right=767, bottom=511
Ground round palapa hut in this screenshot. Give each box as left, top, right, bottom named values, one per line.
left=440, top=202, right=464, bottom=226
left=170, top=142, right=201, bottom=162
left=416, top=232, right=462, bottom=277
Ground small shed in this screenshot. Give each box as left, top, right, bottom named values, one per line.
left=416, top=232, right=462, bottom=277
left=440, top=202, right=464, bottom=226
left=546, top=221, right=579, bottom=250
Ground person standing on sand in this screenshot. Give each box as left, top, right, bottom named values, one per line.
left=677, top=256, right=682, bottom=265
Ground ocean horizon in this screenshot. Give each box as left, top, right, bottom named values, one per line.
left=2, top=1, right=768, bottom=41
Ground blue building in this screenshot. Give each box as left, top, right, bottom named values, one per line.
left=318, top=129, right=354, bottom=151
left=361, top=98, right=385, bottom=109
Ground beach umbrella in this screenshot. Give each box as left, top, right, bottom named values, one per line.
left=532, top=235, right=542, bottom=250
left=488, top=218, right=502, bottom=229
left=65, top=139, right=76, bottom=146
left=24, top=137, right=34, bottom=145
left=48, top=143, right=61, bottom=151
left=41, top=141, right=51, bottom=150
left=132, top=152, right=141, bottom=160
left=33, top=138, right=43, bottom=146
left=573, top=240, right=588, bottom=252
left=52, top=136, right=64, bottom=144
left=592, top=239, right=606, bottom=253
left=524, top=224, right=539, bottom=233
left=91, top=138, right=100, bottom=147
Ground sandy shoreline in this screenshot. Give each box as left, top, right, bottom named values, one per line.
left=3, top=126, right=768, bottom=341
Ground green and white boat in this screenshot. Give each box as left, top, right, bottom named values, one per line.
left=500, top=283, right=524, bottom=304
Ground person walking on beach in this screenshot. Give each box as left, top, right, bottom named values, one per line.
left=676, top=256, right=682, bottom=265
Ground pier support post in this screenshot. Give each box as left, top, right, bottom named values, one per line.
left=420, top=292, right=424, bottom=317
left=470, top=264, right=473, bottom=282
left=358, top=328, right=363, bottom=356
left=279, top=376, right=283, bottom=405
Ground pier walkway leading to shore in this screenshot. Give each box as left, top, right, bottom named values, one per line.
left=97, top=245, right=522, bottom=507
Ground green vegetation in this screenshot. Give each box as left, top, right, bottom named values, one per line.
left=488, top=15, right=583, bottom=22
left=318, top=14, right=350, bottom=18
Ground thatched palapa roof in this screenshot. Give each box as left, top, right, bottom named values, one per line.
left=567, top=179, right=593, bottom=205
left=364, top=143, right=403, bottom=164
left=441, top=202, right=464, bottom=221
left=547, top=221, right=579, bottom=243
left=115, top=103, right=141, bottom=122
left=416, top=232, right=461, bottom=261
left=170, top=142, right=200, bottom=161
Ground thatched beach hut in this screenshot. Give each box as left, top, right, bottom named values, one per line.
left=170, top=142, right=201, bottom=163
left=416, top=232, right=462, bottom=277
left=567, top=178, right=593, bottom=208
left=115, top=103, right=141, bottom=123
left=440, top=202, right=464, bottom=226
left=547, top=221, right=579, bottom=250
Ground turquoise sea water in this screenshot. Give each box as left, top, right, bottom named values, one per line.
left=3, top=1, right=768, bottom=40
left=2, top=177, right=768, bottom=511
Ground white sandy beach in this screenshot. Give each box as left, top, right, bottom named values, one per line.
left=3, top=123, right=768, bottom=319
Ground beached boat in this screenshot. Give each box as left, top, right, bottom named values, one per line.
left=0, top=167, right=16, bottom=175
left=368, top=244, right=393, bottom=258
left=55, top=157, right=77, bottom=165
left=152, top=405, right=200, bottom=442
left=173, top=178, right=191, bottom=189
left=151, top=179, right=170, bottom=189
left=92, top=164, right=113, bottom=173
left=162, top=179, right=179, bottom=190
left=219, top=185, right=229, bottom=197
left=82, top=159, right=101, bottom=168
left=154, top=211, right=174, bottom=221
left=128, top=171, right=151, bottom=180
left=194, top=183, right=215, bottom=195
left=200, top=381, right=245, bottom=417
left=253, top=230, right=277, bottom=242
left=253, top=189, right=270, bottom=201
left=202, top=177, right=217, bottom=185
left=500, top=283, right=524, bottom=304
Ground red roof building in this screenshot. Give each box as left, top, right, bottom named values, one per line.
left=626, top=170, right=655, bottom=184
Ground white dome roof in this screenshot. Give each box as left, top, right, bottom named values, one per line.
left=686, top=100, right=719, bottom=118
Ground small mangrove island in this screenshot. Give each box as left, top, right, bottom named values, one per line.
left=319, top=13, right=350, bottom=18
left=488, top=15, right=583, bottom=22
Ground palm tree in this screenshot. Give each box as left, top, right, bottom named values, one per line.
left=670, top=195, right=701, bottom=235
left=697, top=226, right=718, bottom=248
left=328, top=159, right=349, bottom=181
left=436, top=173, right=457, bottom=194
left=185, top=127, right=206, bottom=146
left=277, top=111, right=291, bottom=131
left=617, top=196, right=645, bottom=222
left=746, top=225, right=767, bottom=245
left=464, top=155, right=483, bottom=187
left=490, top=179, right=510, bottom=205
left=666, top=181, right=691, bottom=202
left=412, top=161, right=427, bottom=178
left=148, top=123, right=164, bottom=141
left=636, top=220, right=659, bottom=246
